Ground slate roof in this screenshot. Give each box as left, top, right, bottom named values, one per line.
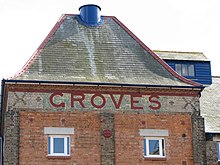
left=200, top=76, right=220, bottom=132
left=11, top=14, right=201, bottom=87
left=154, top=50, right=209, bottom=61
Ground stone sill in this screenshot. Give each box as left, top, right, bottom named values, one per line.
left=144, top=157, right=167, bottom=161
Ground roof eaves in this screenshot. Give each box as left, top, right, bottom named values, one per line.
left=205, top=131, right=220, bottom=134
left=4, top=79, right=204, bottom=90
left=153, top=50, right=210, bottom=61
left=153, top=50, right=205, bottom=55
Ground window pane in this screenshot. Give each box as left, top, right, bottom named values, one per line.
left=149, top=140, right=159, bottom=155
left=188, top=64, right=195, bottom=76
left=67, top=137, right=70, bottom=155
left=162, top=139, right=165, bottom=156
left=48, top=137, right=51, bottom=154
left=182, top=64, right=188, bottom=76
left=144, top=139, right=147, bottom=156
left=54, top=138, right=64, bottom=153
left=175, top=64, right=182, bottom=75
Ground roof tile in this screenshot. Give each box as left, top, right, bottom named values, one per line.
left=12, top=15, right=201, bottom=87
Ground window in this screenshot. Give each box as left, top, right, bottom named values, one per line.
left=44, top=127, right=74, bottom=157
left=140, top=129, right=168, bottom=158
left=175, top=64, right=195, bottom=77
left=144, top=137, right=165, bottom=158
left=48, top=135, right=70, bottom=156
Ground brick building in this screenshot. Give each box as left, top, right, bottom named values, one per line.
left=1, top=4, right=207, bottom=165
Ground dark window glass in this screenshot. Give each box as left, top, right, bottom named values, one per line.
left=67, top=137, right=70, bottom=155
left=48, top=137, right=51, bottom=154
left=53, top=138, right=64, bottom=153
left=144, top=139, right=147, bottom=156
left=149, top=140, right=159, bottom=155
left=162, top=139, right=165, bottom=156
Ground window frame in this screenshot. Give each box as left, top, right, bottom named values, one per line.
left=144, top=137, right=166, bottom=158
left=47, top=135, right=70, bottom=157
left=175, top=63, right=195, bottom=77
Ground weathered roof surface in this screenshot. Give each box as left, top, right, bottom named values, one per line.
left=154, top=50, right=209, bottom=61
left=200, top=76, right=220, bottom=132
left=11, top=15, right=201, bottom=87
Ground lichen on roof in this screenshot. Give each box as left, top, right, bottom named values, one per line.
left=12, top=15, right=201, bottom=87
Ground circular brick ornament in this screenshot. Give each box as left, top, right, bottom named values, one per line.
left=103, top=129, right=112, bottom=138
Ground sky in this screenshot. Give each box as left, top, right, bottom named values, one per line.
left=0, top=0, right=220, bottom=80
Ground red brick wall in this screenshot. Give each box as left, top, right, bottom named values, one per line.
left=114, top=113, right=194, bottom=165
left=19, top=111, right=101, bottom=165
left=19, top=111, right=194, bottom=164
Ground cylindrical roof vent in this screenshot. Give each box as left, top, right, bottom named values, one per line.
left=79, top=4, right=103, bottom=26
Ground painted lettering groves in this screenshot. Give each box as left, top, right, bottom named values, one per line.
left=50, top=92, right=161, bottom=110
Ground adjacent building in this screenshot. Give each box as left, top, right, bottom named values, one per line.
left=201, top=76, right=220, bottom=164
left=0, top=4, right=208, bottom=165
left=155, top=50, right=212, bottom=85
left=157, top=50, right=220, bottom=165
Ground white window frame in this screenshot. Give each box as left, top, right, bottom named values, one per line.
left=48, top=135, right=70, bottom=156
left=144, top=137, right=165, bottom=158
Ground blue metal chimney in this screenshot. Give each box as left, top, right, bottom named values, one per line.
left=78, top=4, right=103, bottom=26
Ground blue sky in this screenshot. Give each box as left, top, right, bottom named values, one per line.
left=0, top=0, right=220, bottom=79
